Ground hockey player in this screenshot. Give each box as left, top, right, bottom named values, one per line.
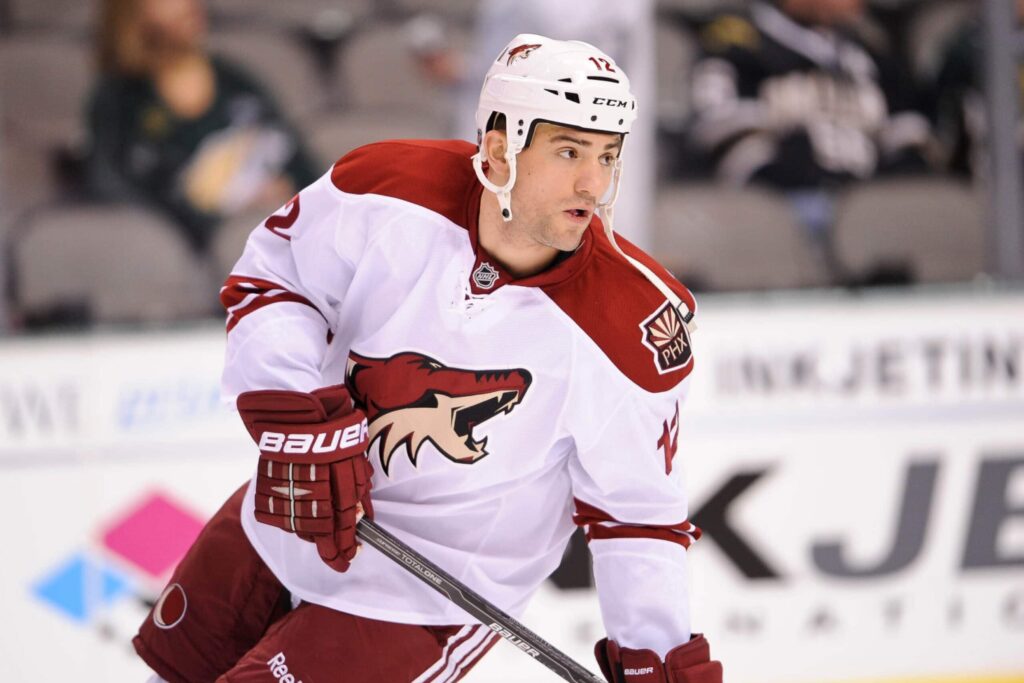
left=134, top=34, right=722, bottom=683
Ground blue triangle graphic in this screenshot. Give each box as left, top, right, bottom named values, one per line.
left=31, top=553, right=132, bottom=624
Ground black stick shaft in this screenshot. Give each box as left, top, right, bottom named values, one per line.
left=356, top=518, right=605, bottom=683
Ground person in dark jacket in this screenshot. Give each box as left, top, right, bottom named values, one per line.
left=687, top=0, right=933, bottom=271
left=85, top=0, right=319, bottom=252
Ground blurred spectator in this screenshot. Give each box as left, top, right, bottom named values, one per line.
left=686, top=0, right=934, bottom=264
left=84, top=0, right=319, bottom=253
left=932, top=0, right=1023, bottom=177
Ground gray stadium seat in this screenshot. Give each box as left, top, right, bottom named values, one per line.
left=0, top=34, right=92, bottom=147
left=5, top=0, right=94, bottom=32
left=339, top=21, right=465, bottom=115
left=208, top=28, right=324, bottom=121
left=0, top=35, right=92, bottom=214
left=1, top=141, right=60, bottom=217
left=653, top=183, right=830, bottom=290
left=306, top=110, right=445, bottom=169
left=392, top=0, right=479, bottom=23
left=655, top=22, right=697, bottom=129
left=11, top=203, right=217, bottom=324
left=833, top=177, right=985, bottom=283
left=657, top=0, right=749, bottom=15
left=207, top=0, right=372, bottom=28
left=210, top=209, right=270, bottom=284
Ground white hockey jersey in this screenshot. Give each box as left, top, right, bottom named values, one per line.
left=220, top=139, right=701, bottom=658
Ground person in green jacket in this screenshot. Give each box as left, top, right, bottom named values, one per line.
left=85, top=0, right=319, bottom=252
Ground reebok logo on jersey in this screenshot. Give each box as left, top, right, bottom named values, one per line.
left=346, top=351, right=532, bottom=475
left=257, top=421, right=368, bottom=454
left=503, top=43, right=542, bottom=66
left=640, top=302, right=692, bottom=375
left=267, top=652, right=302, bottom=683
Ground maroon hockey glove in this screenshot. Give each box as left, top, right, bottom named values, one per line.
left=595, top=634, right=722, bottom=683
left=237, top=385, right=373, bottom=573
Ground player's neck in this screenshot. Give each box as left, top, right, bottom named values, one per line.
left=478, top=191, right=559, bottom=279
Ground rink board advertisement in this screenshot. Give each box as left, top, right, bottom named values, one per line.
left=1, top=291, right=1022, bottom=682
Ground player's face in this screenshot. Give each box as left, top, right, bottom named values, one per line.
left=509, top=123, right=621, bottom=252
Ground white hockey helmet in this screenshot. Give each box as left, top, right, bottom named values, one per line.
left=472, top=33, right=638, bottom=222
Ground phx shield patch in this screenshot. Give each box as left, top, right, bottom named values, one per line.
left=640, top=302, right=692, bottom=375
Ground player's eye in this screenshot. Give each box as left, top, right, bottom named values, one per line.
left=558, top=148, right=578, bottom=160
left=600, top=154, right=616, bottom=166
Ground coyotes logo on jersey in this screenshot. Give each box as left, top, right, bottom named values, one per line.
left=503, top=43, right=542, bottom=66
left=640, top=302, right=693, bottom=375
left=346, top=351, right=532, bottom=475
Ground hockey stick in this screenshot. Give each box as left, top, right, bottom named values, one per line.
left=356, top=518, right=604, bottom=683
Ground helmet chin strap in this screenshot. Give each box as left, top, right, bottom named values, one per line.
left=472, top=149, right=518, bottom=222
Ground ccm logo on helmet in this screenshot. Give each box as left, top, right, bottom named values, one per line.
left=258, top=421, right=368, bottom=454
left=592, top=97, right=628, bottom=108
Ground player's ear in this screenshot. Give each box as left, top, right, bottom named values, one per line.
left=483, top=130, right=509, bottom=182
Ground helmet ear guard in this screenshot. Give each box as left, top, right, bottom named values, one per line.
left=471, top=145, right=517, bottom=221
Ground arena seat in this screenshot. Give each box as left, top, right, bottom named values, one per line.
left=391, top=0, right=479, bottom=22
left=833, top=177, right=985, bottom=283
left=4, top=0, right=93, bottom=33
left=305, top=110, right=446, bottom=169
left=209, top=209, right=271, bottom=285
left=339, top=20, right=467, bottom=116
left=656, top=0, right=750, bottom=15
left=207, top=0, right=372, bottom=28
left=0, top=35, right=93, bottom=214
left=11, top=203, right=217, bottom=325
left=208, top=28, right=324, bottom=121
left=653, top=182, right=830, bottom=291
left=654, top=22, right=698, bottom=128
left=1, top=142, right=62, bottom=218
left=0, top=34, right=92, bottom=147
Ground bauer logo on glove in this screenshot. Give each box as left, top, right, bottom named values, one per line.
left=238, top=385, right=375, bottom=573
left=256, top=421, right=369, bottom=454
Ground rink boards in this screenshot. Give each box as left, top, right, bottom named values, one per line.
left=1, top=288, right=1021, bottom=682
